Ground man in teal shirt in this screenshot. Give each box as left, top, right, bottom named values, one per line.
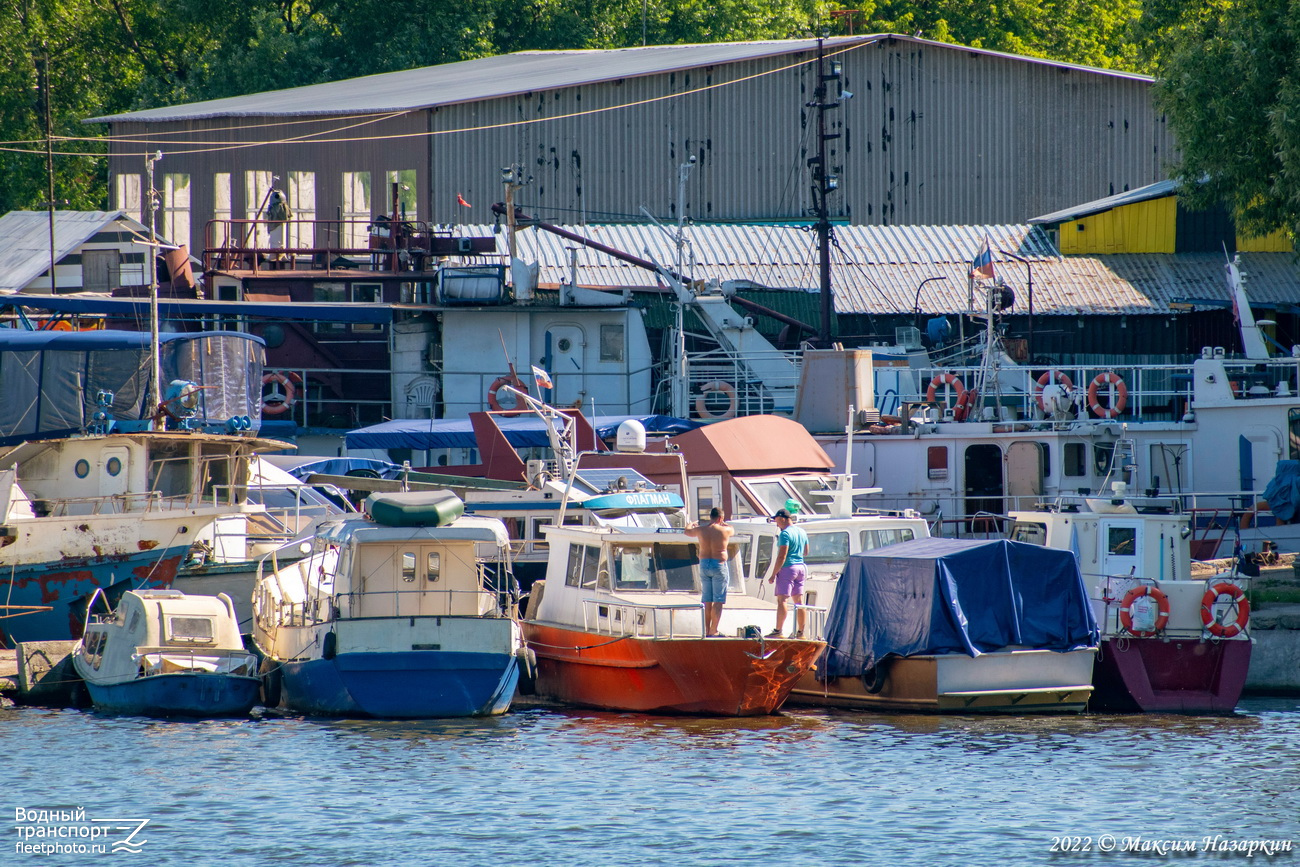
left=765, top=509, right=809, bottom=638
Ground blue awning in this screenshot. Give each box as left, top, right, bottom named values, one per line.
left=0, top=294, right=393, bottom=323
left=346, top=414, right=700, bottom=450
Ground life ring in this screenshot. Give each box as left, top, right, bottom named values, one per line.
left=695, top=381, right=738, bottom=420
left=261, top=371, right=299, bottom=415
left=1118, top=585, right=1170, bottom=637
left=1087, top=372, right=1128, bottom=419
left=925, top=373, right=966, bottom=406
left=39, top=320, right=72, bottom=331
left=487, top=374, right=529, bottom=414
left=952, top=388, right=978, bottom=422
left=1034, top=370, right=1074, bottom=412
left=1200, top=582, right=1250, bottom=638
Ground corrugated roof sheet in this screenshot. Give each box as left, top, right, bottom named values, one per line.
left=474, top=222, right=1300, bottom=316
left=0, top=211, right=150, bottom=293
left=86, top=35, right=1151, bottom=124
left=1029, top=179, right=1179, bottom=226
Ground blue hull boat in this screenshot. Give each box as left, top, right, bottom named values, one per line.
left=84, top=671, right=261, bottom=717
left=275, top=650, right=519, bottom=718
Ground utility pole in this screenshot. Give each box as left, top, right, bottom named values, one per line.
left=809, top=37, right=848, bottom=346
left=146, top=150, right=163, bottom=429
left=41, top=49, right=56, bottom=294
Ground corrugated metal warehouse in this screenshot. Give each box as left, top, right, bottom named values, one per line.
left=88, top=35, right=1174, bottom=256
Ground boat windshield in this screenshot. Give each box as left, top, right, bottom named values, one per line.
left=1009, top=521, right=1047, bottom=545
left=610, top=542, right=699, bottom=593
left=805, top=531, right=850, bottom=565
left=787, top=478, right=834, bottom=516
left=860, top=527, right=918, bottom=551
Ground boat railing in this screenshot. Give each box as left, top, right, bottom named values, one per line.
left=202, top=218, right=450, bottom=274
left=672, top=346, right=802, bottom=419
left=795, top=602, right=829, bottom=640
left=33, top=489, right=221, bottom=517
left=580, top=598, right=703, bottom=638
left=438, top=364, right=659, bottom=419
left=133, top=647, right=258, bottom=676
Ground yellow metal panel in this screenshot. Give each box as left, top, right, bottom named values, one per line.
left=1237, top=229, right=1294, bottom=252
left=1057, top=198, right=1175, bottom=254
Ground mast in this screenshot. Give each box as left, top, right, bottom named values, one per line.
left=809, top=37, right=847, bottom=347
left=146, top=150, right=163, bottom=429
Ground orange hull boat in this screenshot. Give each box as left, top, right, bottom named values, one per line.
left=525, top=621, right=823, bottom=716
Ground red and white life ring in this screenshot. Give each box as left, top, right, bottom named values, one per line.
left=953, top=388, right=978, bottom=422
left=925, top=373, right=966, bottom=406
left=1118, top=585, right=1170, bottom=637
left=1200, top=582, right=1250, bottom=638
left=695, top=381, right=738, bottom=420
left=1034, top=370, right=1074, bottom=412
left=487, top=374, right=529, bottom=414
left=261, top=371, right=300, bottom=415
left=1087, top=372, right=1128, bottom=419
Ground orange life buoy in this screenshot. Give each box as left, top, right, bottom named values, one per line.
left=1087, top=372, right=1128, bottom=419
left=925, top=373, right=966, bottom=406
left=1034, top=370, right=1074, bottom=412
left=487, top=374, right=529, bottom=414
left=695, top=381, right=738, bottom=420
left=1200, top=581, right=1250, bottom=638
left=39, top=319, right=73, bottom=331
left=1118, top=585, right=1170, bottom=637
left=261, top=371, right=300, bottom=415
left=952, top=388, right=978, bottom=422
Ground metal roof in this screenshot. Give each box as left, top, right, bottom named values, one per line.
left=0, top=211, right=152, bottom=293
left=1029, top=179, right=1179, bottom=226
left=482, top=222, right=1300, bottom=316
left=86, top=35, right=1152, bottom=124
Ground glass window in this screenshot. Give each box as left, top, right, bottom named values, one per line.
left=531, top=517, right=553, bottom=551
left=1009, top=521, right=1047, bottom=545
left=806, top=532, right=850, bottom=564
left=1093, top=442, right=1115, bottom=476
left=655, top=543, right=698, bottom=592
left=733, top=535, right=753, bottom=578
left=167, top=616, right=214, bottom=643
left=313, top=283, right=347, bottom=334
left=401, top=551, right=417, bottom=582
left=746, top=481, right=791, bottom=515
left=212, top=173, right=231, bottom=248
left=342, top=171, right=371, bottom=247
left=115, top=173, right=142, bottom=220
left=288, top=171, right=316, bottom=249
left=581, top=545, right=601, bottom=589
left=565, top=544, right=583, bottom=587
left=244, top=170, right=272, bottom=247
left=1063, top=442, right=1087, bottom=478
left=1107, top=526, right=1137, bottom=556
left=861, top=527, right=917, bottom=550
left=352, top=284, right=382, bottom=332
left=426, top=551, right=440, bottom=582
left=754, top=535, right=776, bottom=581
left=787, top=478, right=832, bottom=515
left=695, top=484, right=715, bottom=523
left=599, top=324, right=625, bottom=363
left=613, top=545, right=654, bottom=590
left=162, top=173, right=191, bottom=250
left=387, top=170, right=417, bottom=219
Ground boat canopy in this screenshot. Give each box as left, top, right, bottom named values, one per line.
left=346, top=414, right=699, bottom=450
left=1263, top=460, right=1300, bottom=523
left=821, top=538, right=1099, bottom=677
left=0, top=330, right=265, bottom=444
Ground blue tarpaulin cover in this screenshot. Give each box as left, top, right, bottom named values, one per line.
left=1263, top=460, right=1300, bottom=523
left=345, top=414, right=700, bottom=451
left=821, top=537, right=1099, bottom=678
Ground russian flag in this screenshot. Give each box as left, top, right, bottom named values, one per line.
left=531, top=365, right=553, bottom=391
left=970, top=236, right=996, bottom=281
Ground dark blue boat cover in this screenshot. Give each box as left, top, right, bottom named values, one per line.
left=821, top=537, right=1099, bottom=678
left=345, top=414, right=700, bottom=450
left=1263, top=460, right=1300, bottom=523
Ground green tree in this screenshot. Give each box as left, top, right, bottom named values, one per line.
left=1155, top=0, right=1300, bottom=240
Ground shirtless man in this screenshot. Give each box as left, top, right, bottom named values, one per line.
left=685, top=507, right=735, bottom=637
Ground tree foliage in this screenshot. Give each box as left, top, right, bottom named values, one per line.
left=1155, top=0, right=1300, bottom=240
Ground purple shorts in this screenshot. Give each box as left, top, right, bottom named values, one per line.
left=775, top=564, right=806, bottom=597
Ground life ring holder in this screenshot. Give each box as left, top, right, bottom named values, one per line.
left=1034, top=369, right=1074, bottom=413
left=953, top=388, right=979, bottom=422
left=1118, top=584, right=1170, bottom=637
left=1200, top=582, right=1250, bottom=638
left=925, top=373, right=966, bottom=408
left=487, top=374, right=529, bottom=415
left=695, top=381, right=738, bottom=420
left=261, top=371, right=300, bottom=416
left=1087, top=372, right=1128, bottom=419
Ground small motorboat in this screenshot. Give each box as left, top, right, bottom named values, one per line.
left=72, top=588, right=261, bottom=717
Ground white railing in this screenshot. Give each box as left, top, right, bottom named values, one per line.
left=581, top=598, right=703, bottom=638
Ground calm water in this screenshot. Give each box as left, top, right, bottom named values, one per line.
left=3, top=698, right=1299, bottom=867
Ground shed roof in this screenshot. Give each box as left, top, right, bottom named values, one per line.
left=86, top=35, right=1152, bottom=124
left=1029, top=179, right=1179, bottom=226
left=0, top=211, right=153, bottom=293
left=668, top=415, right=833, bottom=474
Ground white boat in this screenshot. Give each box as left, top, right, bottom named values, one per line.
left=1009, top=485, right=1252, bottom=713
left=253, top=490, right=525, bottom=718
left=71, top=588, right=261, bottom=717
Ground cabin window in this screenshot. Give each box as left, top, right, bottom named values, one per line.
left=531, top=517, right=554, bottom=551
left=806, top=532, right=850, bottom=565
left=1063, top=443, right=1087, bottom=478
left=655, top=543, right=698, bottom=592
left=166, top=616, right=215, bottom=645
left=1093, top=442, right=1115, bottom=477
left=787, top=478, right=832, bottom=515
left=599, top=324, right=625, bottom=363
left=695, top=484, right=715, bottom=523
left=613, top=546, right=654, bottom=590
left=754, top=535, right=776, bottom=581
left=352, top=284, right=382, bottom=332
left=860, top=527, right=916, bottom=550
left=401, top=551, right=417, bottom=582
left=581, top=545, right=601, bottom=589
left=733, top=535, right=753, bottom=578
left=1107, top=526, right=1137, bottom=556
left=162, top=173, right=191, bottom=250
left=927, top=446, right=948, bottom=480
left=1148, top=444, right=1189, bottom=493
left=1289, top=409, right=1300, bottom=460
left=288, top=171, right=316, bottom=249
left=115, top=173, right=142, bottom=221
left=747, top=481, right=792, bottom=516
left=565, top=544, right=583, bottom=587
left=313, top=284, right=348, bottom=334
left=342, top=171, right=371, bottom=247
left=1009, top=521, right=1047, bottom=546
left=426, top=551, right=441, bottom=582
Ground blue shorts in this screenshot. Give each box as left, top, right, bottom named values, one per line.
left=776, top=564, right=807, bottom=597
left=700, top=558, right=728, bottom=603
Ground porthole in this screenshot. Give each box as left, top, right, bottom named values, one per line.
left=106, top=457, right=122, bottom=476
left=74, top=459, right=90, bottom=479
